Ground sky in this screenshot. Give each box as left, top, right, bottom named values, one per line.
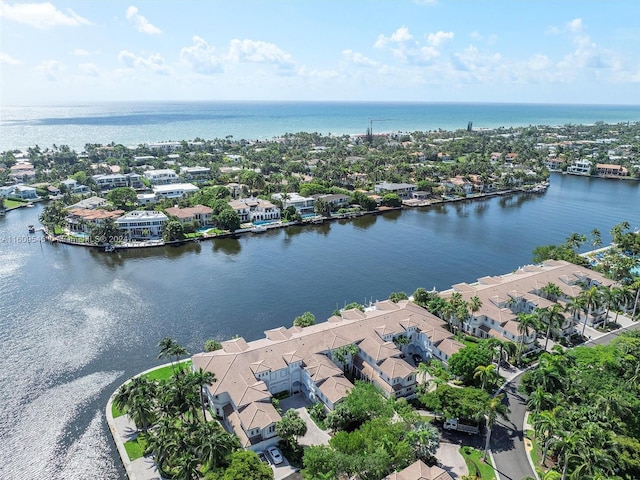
left=1, top=0, right=639, bottom=105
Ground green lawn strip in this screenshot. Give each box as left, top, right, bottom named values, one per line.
left=124, top=432, right=148, bottom=461
left=526, top=429, right=547, bottom=477
left=184, top=232, right=203, bottom=239
left=4, top=199, right=27, bottom=209
left=143, top=360, right=192, bottom=381
left=460, top=446, right=496, bottom=480
left=111, top=360, right=192, bottom=419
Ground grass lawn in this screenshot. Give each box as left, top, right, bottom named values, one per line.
left=460, top=446, right=496, bottom=480
left=124, top=433, right=148, bottom=461
left=111, top=360, right=192, bottom=419
left=4, top=199, right=27, bottom=209
left=526, top=429, right=549, bottom=477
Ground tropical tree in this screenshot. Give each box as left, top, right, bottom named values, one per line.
left=276, top=409, right=308, bottom=447
left=577, top=286, right=602, bottom=337
left=482, top=393, right=510, bottom=460
left=163, top=220, right=185, bottom=242
left=469, top=296, right=482, bottom=322
left=473, top=364, right=497, bottom=391
left=204, top=339, right=222, bottom=352
left=106, top=186, right=137, bottom=210
left=389, top=291, right=409, bottom=303
left=540, top=282, right=563, bottom=301
left=189, top=367, right=216, bottom=422
left=293, top=311, right=316, bottom=327
left=516, top=312, right=537, bottom=365
left=157, top=337, right=189, bottom=370
left=540, top=304, right=566, bottom=351
left=406, top=422, right=439, bottom=463
left=222, top=450, right=274, bottom=479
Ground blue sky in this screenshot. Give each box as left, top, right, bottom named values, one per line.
left=1, top=0, right=639, bottom=105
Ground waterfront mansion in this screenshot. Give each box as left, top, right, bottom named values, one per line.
left=192, top=299, right=463, bottom=451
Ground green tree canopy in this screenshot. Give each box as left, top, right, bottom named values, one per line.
left=448, top=344, right=494, bottom=384
left=107, top=187, right=137, bottom=210
left=293, top=311, right=315, bottom=327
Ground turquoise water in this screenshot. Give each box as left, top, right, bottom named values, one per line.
left=252, top=220, right=275, bottom=226
left=2, top=101, right=639, bottom=151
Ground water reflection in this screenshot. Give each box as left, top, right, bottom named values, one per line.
left=381, top=210, right=402, bottom=221
left=352, top=215, right=377, bottom=230
left=212, top=237, right=241, bottom=255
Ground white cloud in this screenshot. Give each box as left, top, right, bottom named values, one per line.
left=342, top=49, right=379, bottom=67
left=470, top=31, right=482, bottom=41
left=227, top=39, right=295, bottom=69
left=125, top=5, right=161, bottom=35
left=35, top=59, right=64, bottom=80
left=0, top=1, right=90, bottom=29
left=78, top=63, right=99, bottom=77
left=180, top=36, right=223, bottom=74
left=0, top=52, right=21, bottom=65
left=72, top=49, right=89, bottom=57
left=375, top=26, right=413, bottom=48
left=527, top=54, right=552, bottom=71
left=118, top=50, right=169, bottom=74
left=427, top=31, right=453, bottom=46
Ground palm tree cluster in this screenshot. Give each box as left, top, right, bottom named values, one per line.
left=114, top=338, right=241, bottom=479
left=522, top=331, right=640, bottom=480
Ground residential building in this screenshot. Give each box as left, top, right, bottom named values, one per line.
left=136, top=193, right=157, bottom=206
left=152, top=183, right=199, bottom=199
left=69, top=196, right=107, bottom=210
left=374, top=182, right=417, bottom=199
left=191, top=300, right=462, bottom=451
left=61, top=178, right=91, bottom=194
left=271, top=192, right=315, bottom=215
left=66, top=208, right=124, bottom=233
left=311, top=193, right=350, bottom=209
left=566, top=159, right=592, bottom=175
left=596, top=163, right=627, bottom=177
left=441, top=259, right=614, bottom=345
left=116, top=211, right=168, bottom=239
left=228, top=198, right=281, bottom=223
left=12, top=185, right=38, bottom=200
left=165, top=204, right=213, bottom=226
left=144, top=169, right=179, bottom=185
left=180, top=166, right=211, bottom=183
left=146, top=142, right=182, bottom=153
left=384, top=460, right=454, bottom=480
left=92, top=174, right=128, bottom=190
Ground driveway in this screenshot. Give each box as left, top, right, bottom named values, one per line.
left=436, top=441, right=468, bottom=479
left=280, top=393, right=331, bottom=446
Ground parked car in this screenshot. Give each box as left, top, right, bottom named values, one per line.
left=257, top=451, right=269, bottom=464
left=267, top=445, right=284, bottom=465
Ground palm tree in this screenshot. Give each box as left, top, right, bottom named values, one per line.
left=482, top=393, right=510, bottom=461
left=590, top=228, right=602, bottom=248
left=542, top=304, right=566, bottom=351
left=532, top=407, right=562, bottom=466
left=469, top=295, right=482, bottom=322
left=473, top=364, right=497, bottom=391
left=113, top=376, right=158, bottom=430
left=196, top=421, right=240, bottom=470
left=540, top=282, right=563, bottom=301
left=527, top=385, right=554, bottom=414
left=516, top=312, right=537, bottom=365
left=577, top=286, right=602, bottom=337
left=188, top=368, right=216, bottom=422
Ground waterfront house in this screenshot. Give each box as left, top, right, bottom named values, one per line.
left=116, top=210, right=168, bottom=240
left=596, top=163, right=627, bottom=177
left=144, top=169, right=179, bottom=185
left=271, top=192, right=315, bottom=215
left=441, top=259, right=614, bottom=346
left=545, top=157, right=565, bottom=171
left=12, top=185, right=38, bottom=200
left=69, top=196, right=107, bottom=210
left=228, top=198, right=281, bottom=223
left=566, top=159, right=592, bottom=175
left=66, top=208, right=124, bottom=233
left=152, top=183, right=199, bottom=199
left=165, top=204, right=213, bottom=226
left=311, top=193, right=350, bottom=209
left=191, top=300, right=462, bottom=451
left=374, top=182, right=417, bottom=199
left=146, top=141, right=182, bottom=153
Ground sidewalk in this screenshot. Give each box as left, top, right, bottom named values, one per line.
left=106, top=392, right=162, bottom=480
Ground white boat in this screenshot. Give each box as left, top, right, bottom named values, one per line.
left=251, top=225, right=267, bottom=233
left=104, top=244, right=116, bottom=252
left=28, top=225, right=35, bottom=233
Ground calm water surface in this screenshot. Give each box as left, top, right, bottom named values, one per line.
left=1, top=172, right=639, bottom=479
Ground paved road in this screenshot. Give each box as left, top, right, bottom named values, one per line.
left=490, top=319, right=640, bottom=480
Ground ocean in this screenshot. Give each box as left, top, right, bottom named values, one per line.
left=1, top=101, right=639, bottom=152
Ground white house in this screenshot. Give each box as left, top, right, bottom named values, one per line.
left=566, top=159, right=592, bottom=175
left=228, top=198, right=281, bottom=223
left=116, top=211, right=168, bottom=240
left=152, top=183, right=199, bottom=199
left=374, top=182, right=417, bottom=199
left=12, top=185, right=38, bottom=200
left=144, top=169, right=179, bottom=185
left=271, top=192, right=315, bottom=215
left=180, top=166, right=211, bottom=183
left=61, top=179, right=91, bottom=194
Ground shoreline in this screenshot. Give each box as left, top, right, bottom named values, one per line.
left=39, top=187, right=532, bottom=252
